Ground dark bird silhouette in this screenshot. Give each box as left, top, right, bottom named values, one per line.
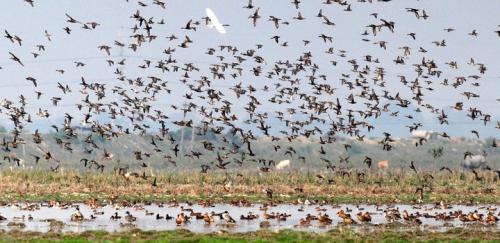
left=410, top=161, right=418, bottom=173
left=363, top=156, right=372, bottom=169
left=9, top=52, right=24, bottom=66
left=439, top=166, right=453, bottom=174
left=151, top=177, right=157, bottom=187
left=249, top=8, right=260, bottom=27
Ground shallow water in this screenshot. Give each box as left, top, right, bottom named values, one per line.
left=0, top=203, right=498, bottom=233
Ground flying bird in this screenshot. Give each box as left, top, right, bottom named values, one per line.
left=205, top=8, right=227, bottom=34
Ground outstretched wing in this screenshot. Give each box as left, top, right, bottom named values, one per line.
left=206, top=8, right=226, bottom=34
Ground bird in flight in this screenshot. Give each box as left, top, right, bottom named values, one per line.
left=205, top=8, right=227, bottom=34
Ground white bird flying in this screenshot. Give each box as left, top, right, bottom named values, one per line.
left=205, top=8, right=227, bottom=34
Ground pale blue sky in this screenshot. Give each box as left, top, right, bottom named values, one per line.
left=0, top=0, right=498, bottom=138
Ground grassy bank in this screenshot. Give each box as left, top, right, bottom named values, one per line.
left=0, top=169, right=498, bottom=204
left=0, top=228, right=499, bottom=242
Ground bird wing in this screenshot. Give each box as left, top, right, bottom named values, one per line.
left=214, top=24, right=227, bottom=34
left=206, top=8, right=226, bottom=34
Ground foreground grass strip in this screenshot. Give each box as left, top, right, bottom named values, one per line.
left=0, top=229, right=499, bottom=242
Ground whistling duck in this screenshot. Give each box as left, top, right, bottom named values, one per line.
left=263, top=209, right=275, bottom=220
left=318, top=213, right=333, bottom=225
left=465, top=211, right=480, bottom=222
left=337, top=210, right=356, bottom=224
left=471, top=210, right=483, bottom=221
left=197, top=200, right=209, bottom=207
left=486, top=213, right=499, bottom=224
left=357, top=212, right=372, bottom=223
left=342, top=216, right=357, bottom=224
left=385, top=209, right=401, bottom=222
left=176, top=213, right=188, bottom=225
left=337, top=210, right=349, bottom=219
left=203, top=212, right=215, bottom=224
left=403, top=210, right=422, bottom=225
left=298, top=218, right=311, bottom=226
left=315, top=206, right=327, bottom=212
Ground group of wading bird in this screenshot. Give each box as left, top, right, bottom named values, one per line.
left=0, top=200, right=499, bottom=230
left=1, top=0, right=499, bottom=190
left=66, top=200, right=499, bottom=228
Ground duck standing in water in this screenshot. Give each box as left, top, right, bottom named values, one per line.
left=70, top=206, right=84, bottom=221
left=203, top=212, right=215, bottom=225
left=357, top=212, right=372, bottom=223
left=125, top=211, right=137, bottom=222
left=486, top=212, right=499, bottom=224
left=337, top=210, right=357, bottom=224
left=176, top=213, right=188, bottom=225
left=318, top=213, right=333, bottom=225
left=298, top=218, right=311, bottom=227
left=222, top=211, right=236, bottom=223
left=402, top=210, right=422, bottom=225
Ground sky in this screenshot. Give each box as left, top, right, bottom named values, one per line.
left=0, top=0, right=499, bottom=138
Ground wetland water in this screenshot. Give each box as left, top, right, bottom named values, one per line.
left=0, top=203, right=498, bottom=233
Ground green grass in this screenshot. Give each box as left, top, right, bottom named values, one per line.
left=0, top=228, right=498, bottom=242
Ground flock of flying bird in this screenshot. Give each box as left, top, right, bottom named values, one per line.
left=0, top=0, right=498, bottom=185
